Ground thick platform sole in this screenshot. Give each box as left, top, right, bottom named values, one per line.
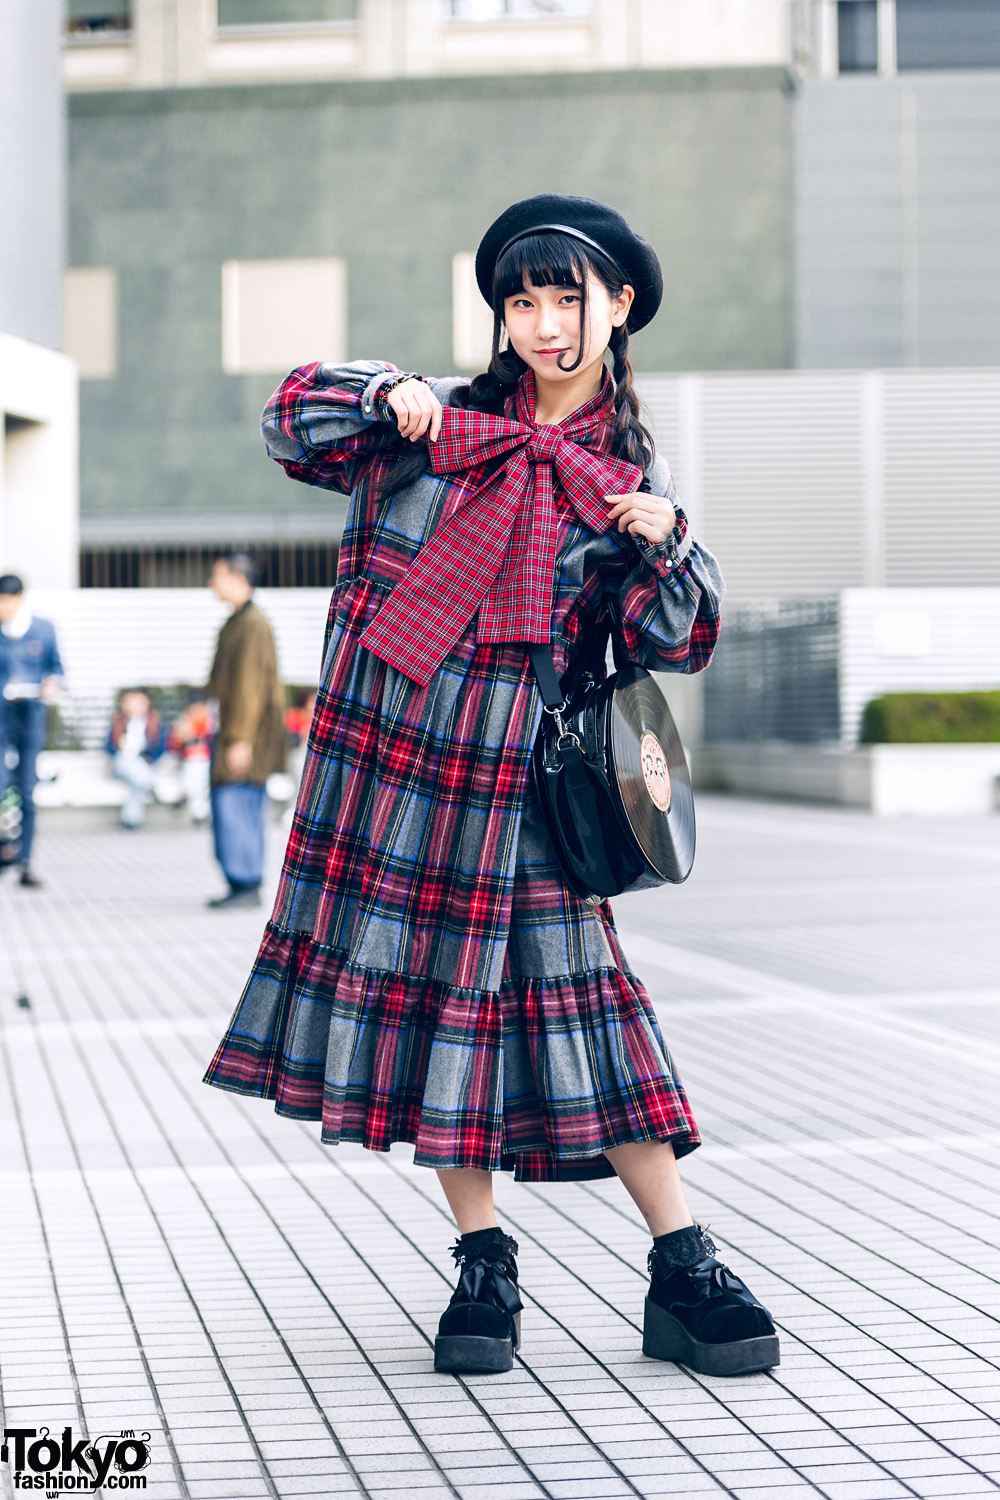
left=434, top=1312, right=521, bottom=1375
left=642, top=1296, right=779, bottom=1376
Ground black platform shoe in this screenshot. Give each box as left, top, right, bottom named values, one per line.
left=434, top=1228, right=522, bottom=1375
left=643, top=1224, right=780, bottom=1376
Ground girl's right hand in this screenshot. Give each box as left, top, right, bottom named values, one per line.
left=386, top=379, right=443, bottom=443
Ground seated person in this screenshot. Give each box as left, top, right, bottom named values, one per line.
left=106, top=689, right=165, bottom=829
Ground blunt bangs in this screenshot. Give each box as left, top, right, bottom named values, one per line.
left=491, top=231, right=589, bottom=310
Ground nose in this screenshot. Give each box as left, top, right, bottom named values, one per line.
left=535, top=302, right=563, bottom=340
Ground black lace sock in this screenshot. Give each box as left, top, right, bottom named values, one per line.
left=453, top=1227, right=519, bottom=1269
left=651, top=1224, right=716, bottom=1271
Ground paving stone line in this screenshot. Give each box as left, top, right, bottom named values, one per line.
left=567, top=1180, right=1000, bottom=1490
left=3, top=808, right=1000, bottom=1500
left=17, top=928, right=549, bottom=1500
left=1, top=956, right=293, bottom=1500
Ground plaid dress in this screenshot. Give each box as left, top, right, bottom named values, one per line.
left=203, top=361, right=724, bottom=1181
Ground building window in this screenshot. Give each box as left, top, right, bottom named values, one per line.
left=221, top=258, right=347, bottom=376
left=446, top=1, right=592, bottom=19
left=838, top=0, right=879, bottom=71
left=896, top=0, right=1000, bottom=68
left=64, top=267, right=118, bottom=380
left=452, top=253, right=494, bottom=372
left=217, top=0, right=357, bottom=25
left=66, top=0, right=130, bottom=37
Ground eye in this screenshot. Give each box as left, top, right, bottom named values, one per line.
left=511, top=297, right=533, bottom=309
left=559, top=293, right=581, bottom=306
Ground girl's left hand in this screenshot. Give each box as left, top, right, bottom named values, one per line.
left=603, top=491, right=676, bottom=546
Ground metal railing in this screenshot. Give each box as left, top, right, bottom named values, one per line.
left=79, top=541, right=340, bottom=590
left=703, top=599, right=841, bottom=744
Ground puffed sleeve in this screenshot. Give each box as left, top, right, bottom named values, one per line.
left=261, top=360, right=409, bottom=496
left=261, top=362, right=465, bottom=496
left=605, top=454, right=724, bottom=675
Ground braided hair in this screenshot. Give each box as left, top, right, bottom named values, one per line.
left=461, top=229, right=655, bottom=472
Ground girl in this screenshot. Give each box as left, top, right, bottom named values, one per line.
left=204, top=194, right=778, bottom=1379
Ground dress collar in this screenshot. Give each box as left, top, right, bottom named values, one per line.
left=510, top=366, right=616, bottom=452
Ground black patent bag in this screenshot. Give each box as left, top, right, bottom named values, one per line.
left=529, top=624, right=696, bottom=901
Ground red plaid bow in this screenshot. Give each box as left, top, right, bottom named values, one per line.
left=360, top=369, right=642, bottom=687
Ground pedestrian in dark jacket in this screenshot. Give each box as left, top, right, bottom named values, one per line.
left=205, top=553, right=286, bottom=908
left=205, top=197, right=778, bottom=1378
left=0, top=574, right=63, bottom=886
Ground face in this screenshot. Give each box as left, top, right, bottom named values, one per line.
left=209, top=560, right=246, bottom=605
left=0, top=593, right=22, bottom=624
left=121, top=691, right=149, bottom=719
left=209, top=560, right=229, bottom=598
left=502, top=268, right=634, bottom=387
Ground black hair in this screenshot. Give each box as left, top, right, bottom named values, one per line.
left=218, top=551, right=257, bottom=588
left=461, top=230, right=655, bottom=470
left=0, top=574, right=24, bottom=596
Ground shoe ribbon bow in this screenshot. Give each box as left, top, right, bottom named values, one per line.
left=455, top=1256, right=524, bottom=1318
left=687, top=1257, right=771, bottom=1318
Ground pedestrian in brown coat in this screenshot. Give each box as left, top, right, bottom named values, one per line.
left=205, top=553, right=286, bottom=908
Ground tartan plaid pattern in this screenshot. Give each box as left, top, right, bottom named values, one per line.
left=203, top=360, right=722, bottom=1179
left=203, top=788, right=699, bottom=1182
left=359, top=369, right=643, bottom=687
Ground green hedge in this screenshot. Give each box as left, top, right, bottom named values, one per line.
left=859, top=690, right=1000, bottom=744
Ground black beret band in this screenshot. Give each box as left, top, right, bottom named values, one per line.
left=496, top=224, right=630, bottom=288
left=476, top=193, right=663, bottom=334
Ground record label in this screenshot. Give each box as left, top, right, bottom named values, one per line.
left=639, top=731, right=671, bottom=812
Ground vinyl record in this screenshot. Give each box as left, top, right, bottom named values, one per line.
left=609, top=665, right=696, bottom=884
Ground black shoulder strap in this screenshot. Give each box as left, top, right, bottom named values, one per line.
left=528, top=613, right=612, bottom=710
left=527, top=643, right=564, bottom=710
left=576, top=614, right=612, bottom=684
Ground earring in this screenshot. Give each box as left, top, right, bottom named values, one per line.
left=498, top=324, right=509, bottom=353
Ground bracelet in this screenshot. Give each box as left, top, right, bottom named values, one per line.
left=375, top=371, right=425, bottom=416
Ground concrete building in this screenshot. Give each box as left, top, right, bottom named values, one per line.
left=0, top=0, right=78, bottom=590
left=62, top=0, right=1000, bottom=592
left=66, top=0, right=796, bottom=580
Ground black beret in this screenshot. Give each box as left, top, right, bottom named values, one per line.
left=475, top=193, right=663, bottom=334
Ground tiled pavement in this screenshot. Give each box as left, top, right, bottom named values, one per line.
left=2, top=796, right=999, bottom=1500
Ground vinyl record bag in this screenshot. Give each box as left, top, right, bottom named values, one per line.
left=529, top=627, right=695, bottom=901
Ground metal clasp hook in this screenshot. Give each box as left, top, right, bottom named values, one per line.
left=543, top=701, right=582, bottom=752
